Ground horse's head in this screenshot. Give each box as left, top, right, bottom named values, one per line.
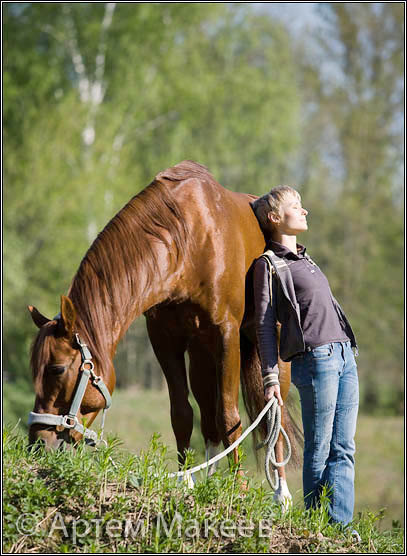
left=28, top=296, right=111, bottom=450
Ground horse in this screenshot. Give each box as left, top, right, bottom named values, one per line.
left=28, top=160, right=300, bottom=504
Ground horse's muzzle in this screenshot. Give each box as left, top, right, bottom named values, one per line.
left=28, top=425, right=71, bottom=451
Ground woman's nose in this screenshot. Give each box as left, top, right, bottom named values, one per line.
left=302, top=208, right=308, bottom=216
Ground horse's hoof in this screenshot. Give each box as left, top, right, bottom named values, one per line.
left=236, top=469, right=249, bottom=491
left=239, top=479, right=249, bottom=491
left=273, top=492, right=292, bottom=513
left=178, top=472, right=196, bottom=489
left=273, top=478, right=292, bottom=513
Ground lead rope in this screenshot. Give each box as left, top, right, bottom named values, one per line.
left=168, top=397, right=291, bottom=482
left=257, top=399, right=292, bottom=490
left=98, top=409, right=107, bottom=445
left=100, top=397, right=291, bottom=492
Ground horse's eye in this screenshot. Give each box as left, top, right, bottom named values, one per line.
left=45, top=364, right=67, bottom=375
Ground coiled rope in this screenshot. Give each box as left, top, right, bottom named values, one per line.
left=167, top=397, right=291, bottom=490
left=256, top=397, right=291, bottom=490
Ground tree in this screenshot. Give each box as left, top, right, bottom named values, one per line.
left=4, top=3, right=302, bottom=390
left=295, top=3, right=404, bottom=412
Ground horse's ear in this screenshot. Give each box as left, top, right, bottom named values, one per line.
left=60, top=296, right=77, bottom=339
left=28, top=305, right=50, bottom=328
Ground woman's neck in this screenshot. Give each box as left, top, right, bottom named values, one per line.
left=271, top=233, right=298, bottom=254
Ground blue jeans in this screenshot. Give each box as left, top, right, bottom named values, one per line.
left=291, top=340, right=359, bottom=525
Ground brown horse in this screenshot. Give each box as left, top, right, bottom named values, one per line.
left=28, top=161, right=299, bottom=503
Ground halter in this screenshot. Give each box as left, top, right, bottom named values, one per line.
left=28, top=333, right=111, bottom=446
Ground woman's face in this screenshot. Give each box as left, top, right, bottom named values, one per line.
left=269, top=193, right=308, bottom=235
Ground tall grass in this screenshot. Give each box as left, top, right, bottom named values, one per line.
left=94, top=387, right=405, bottom=531
left=4, top=383, right=404, bottom=532
left=3, top=426, right=404, bottom=553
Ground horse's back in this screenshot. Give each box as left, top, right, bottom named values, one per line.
left=157, top=167, right=265, bottom=323
left=158, top=166, right=265, bottom=262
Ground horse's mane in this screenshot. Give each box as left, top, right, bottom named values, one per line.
left=31, top=161, right=216, bottom=387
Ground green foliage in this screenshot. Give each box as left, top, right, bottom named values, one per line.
left=3, top=427, right=404, bottom=553
left=7, top=386, right=404, bottom=534
left=294, top=3, right=404, bottom=414
left=3, top=381, right=34, bottom=430
left=3, top=3, right=404, bottom=416
left=4, top=2, right=301, bottom=388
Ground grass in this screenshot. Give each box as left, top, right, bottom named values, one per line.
left=3, top=426, right=404, bottom=553
left=3, top=383, right=405, bottom=552
left=97, top=386, right=405, bottom=532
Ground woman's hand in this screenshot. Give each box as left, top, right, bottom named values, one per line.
left=264, top=384, right=284, bottom=406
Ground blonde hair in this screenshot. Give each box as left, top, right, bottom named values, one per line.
left=252, top=186, right=301, bottom=233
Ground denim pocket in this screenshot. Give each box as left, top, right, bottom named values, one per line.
left=310, top=343, right=333, bottom=359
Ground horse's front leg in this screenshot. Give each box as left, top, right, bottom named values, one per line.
left=272, top=359, right=293, bottom=510
left=146, top=315, right=195, bottom=487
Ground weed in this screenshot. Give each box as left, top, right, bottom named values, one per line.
left=3, top=425, right=404, bottom=553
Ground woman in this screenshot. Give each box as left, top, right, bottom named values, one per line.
left=252, top=186, right=359, bottom=529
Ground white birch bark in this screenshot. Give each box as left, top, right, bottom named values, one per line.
left=63, top=3, right=116, bottom=145
left=63, top=3, right=116, bottom=241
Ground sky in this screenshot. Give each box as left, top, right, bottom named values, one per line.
left=251, top=2, right=321, bottom=33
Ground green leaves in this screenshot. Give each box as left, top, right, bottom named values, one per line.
left=4, top=3, right=301, bottom=387
left=4, top=3, right=403, bottom=416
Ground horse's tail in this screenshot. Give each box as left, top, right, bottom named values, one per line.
left=239, top=330, right=303, bottom=468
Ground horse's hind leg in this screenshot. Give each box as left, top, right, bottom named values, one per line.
left=145, top=316, right=193, bottom=471
left=188, top=340, right=222, bottom=476
left=214, top=320, right=244, bottom=470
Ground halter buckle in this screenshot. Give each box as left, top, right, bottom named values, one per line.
left=81, top=359, right=94, bottom=372
left=61, top=415, right=78, bottom=429
left=91, top=373, right=101, bottom=384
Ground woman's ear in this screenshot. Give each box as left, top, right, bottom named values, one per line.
left=267, top=212, right=280, bottom=226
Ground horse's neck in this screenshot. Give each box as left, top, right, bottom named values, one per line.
left=70, top=239, right=184, bottom=362
left=71, top=171, right=195, bottom=374
left=117, top=243, right=183, bottom=339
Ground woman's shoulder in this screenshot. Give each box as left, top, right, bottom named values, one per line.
left=254, top=255, right=273, bottom=280
left=254, top=254, right=269, bottom=268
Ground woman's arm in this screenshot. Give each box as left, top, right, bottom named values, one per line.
left=253, top=257, right=283, bottom=404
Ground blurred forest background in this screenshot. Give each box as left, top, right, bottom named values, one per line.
left=3, top=2, right=404, bottom=424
